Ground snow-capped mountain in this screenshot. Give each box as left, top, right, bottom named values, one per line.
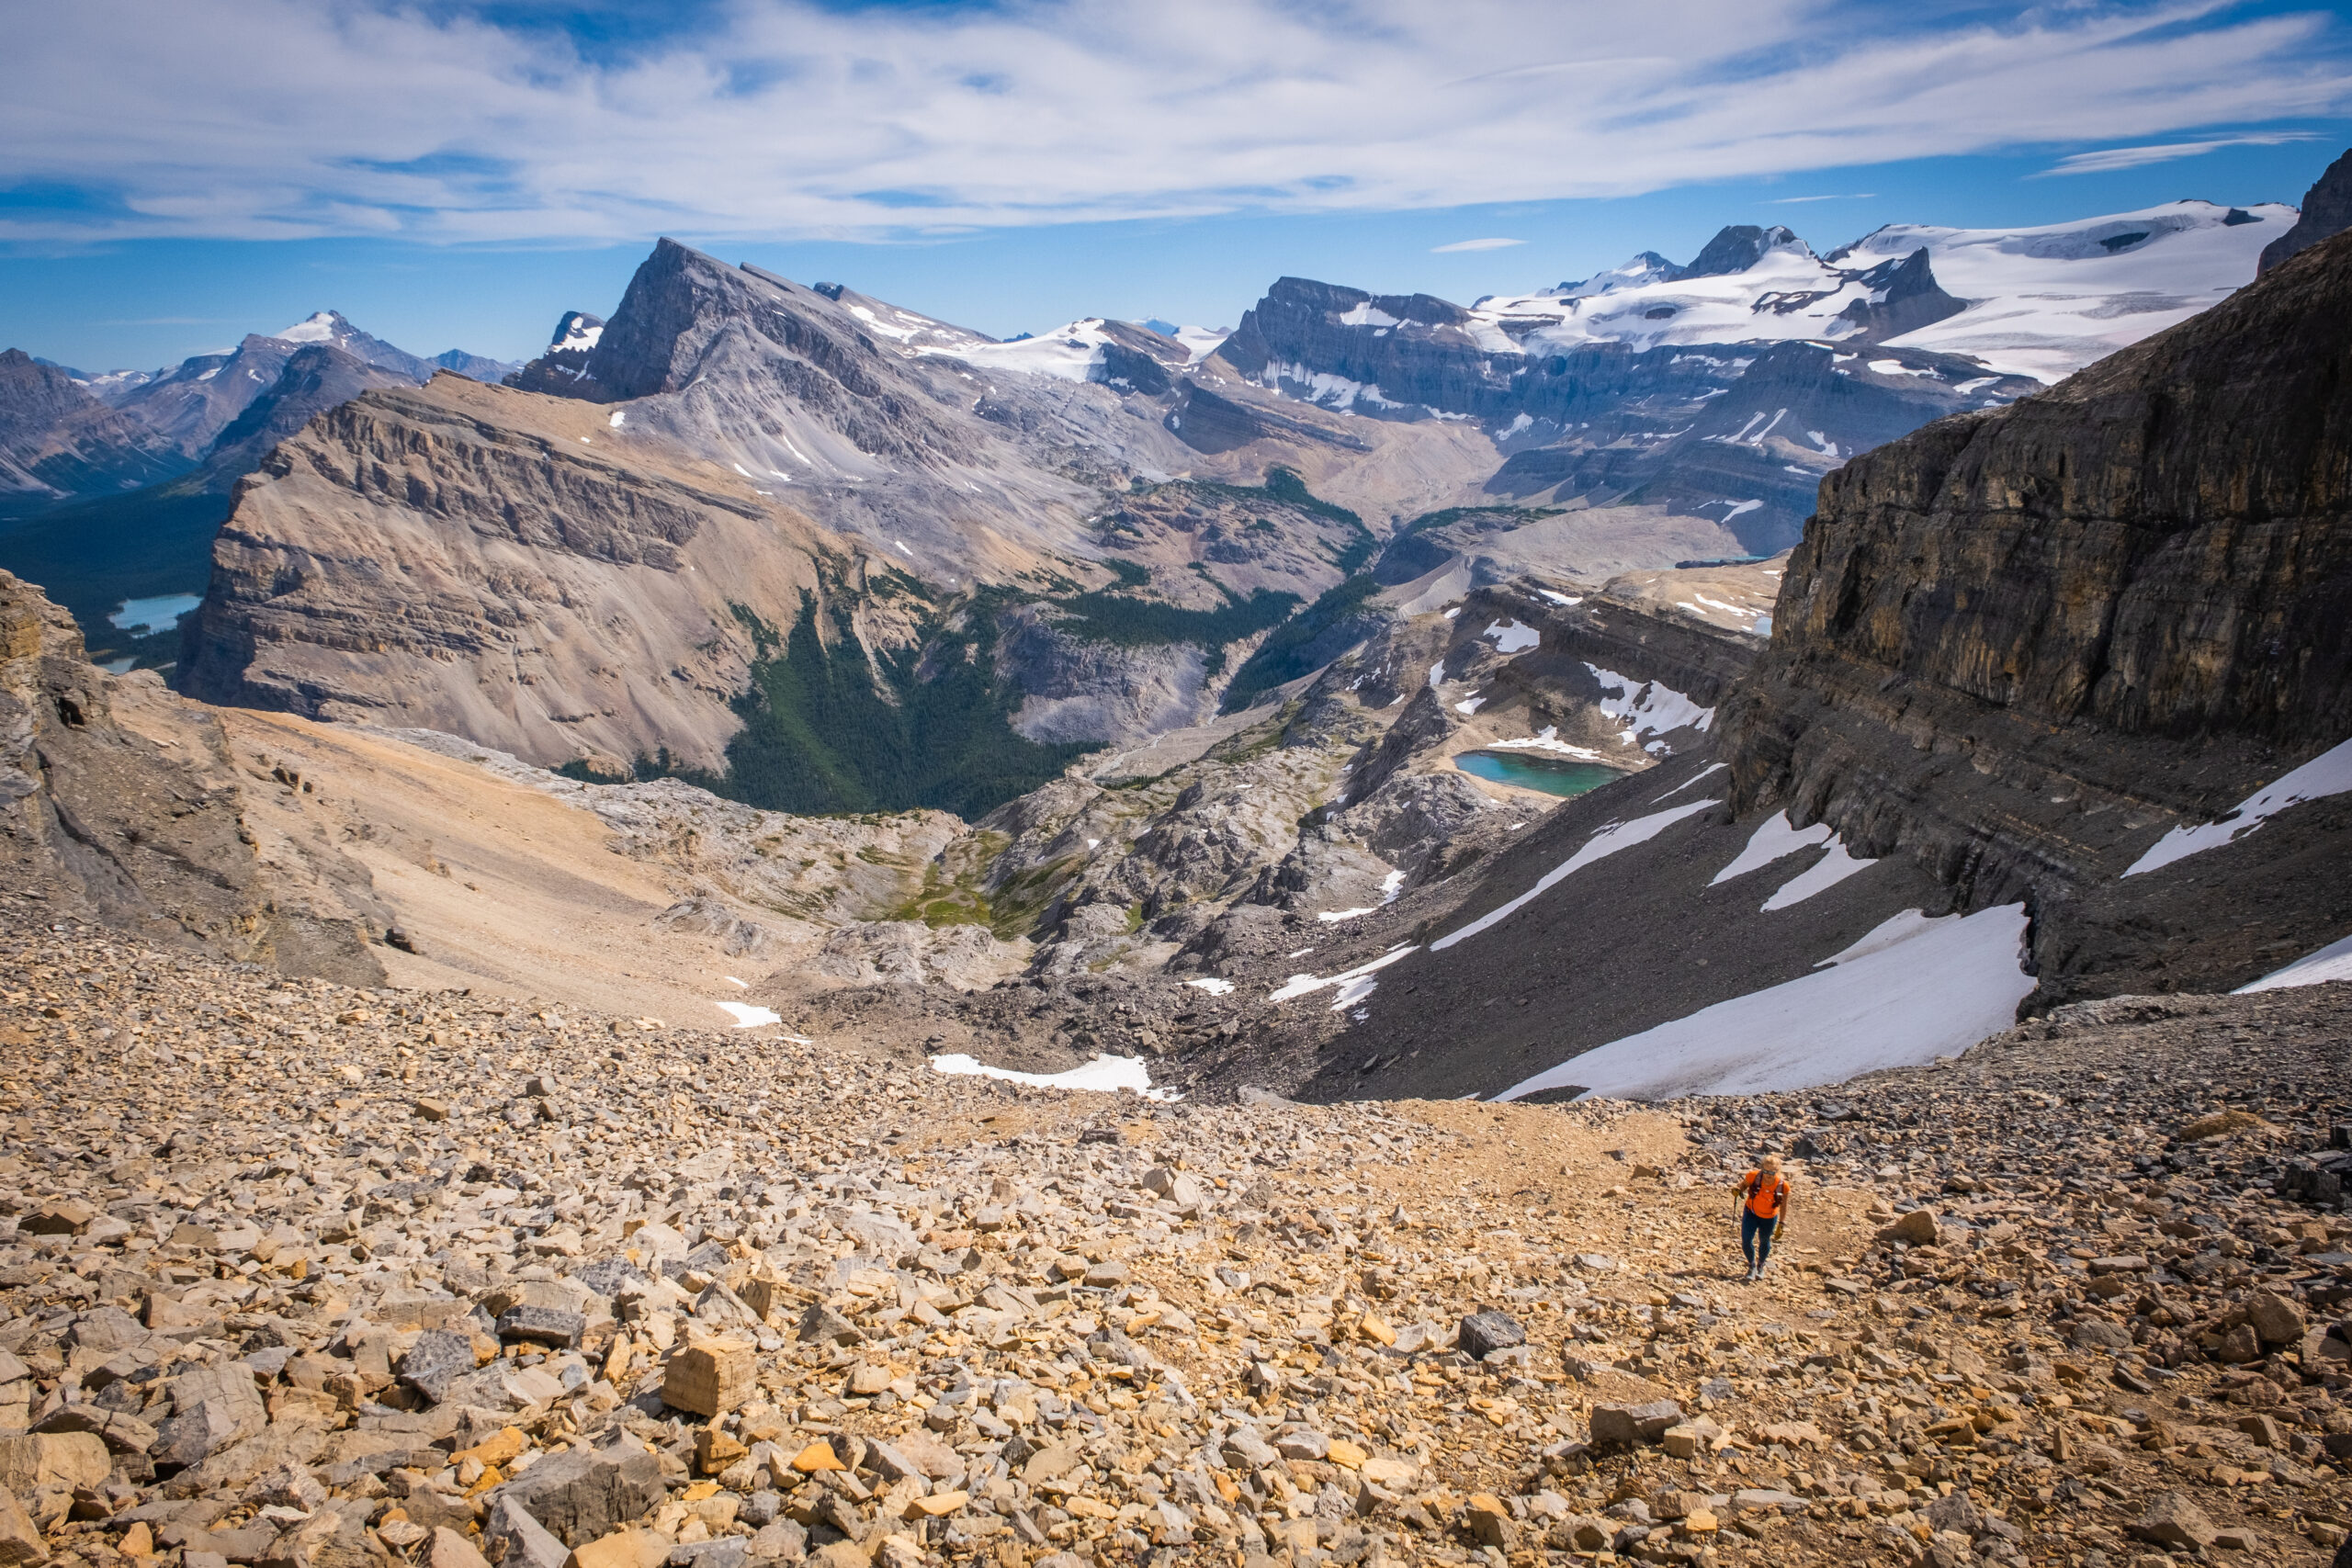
left=272, top=310, right=521, bottom=386
left=1474, top=200, right=2291, bottom=381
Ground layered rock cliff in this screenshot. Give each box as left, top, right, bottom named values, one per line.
left=175, top=372, right=839, bottom=774
left=1719, top=221, right=2352, bottom=1004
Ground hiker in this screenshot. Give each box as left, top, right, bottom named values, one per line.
left=1736, top=1155, right=1790, bottom=1281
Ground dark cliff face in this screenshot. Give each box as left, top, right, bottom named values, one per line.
left=1216, top=276, right=1493, bottom=412
left=2259, top=146, right=2352, bottom=275
left=1835, top=248, right=1968, bottom=343
left=1676, top=223, right=1808, bottom=279
left=1719, top=225, right=2352, bottom=1006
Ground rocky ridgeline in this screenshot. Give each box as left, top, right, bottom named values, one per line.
left=2, top=896, right=2352, bottom=1566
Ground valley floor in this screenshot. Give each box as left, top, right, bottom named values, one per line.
left=3, top=894, right=2351, bottom=1567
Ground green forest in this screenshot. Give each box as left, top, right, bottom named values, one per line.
left=589, top=592, right=1095, bottom=818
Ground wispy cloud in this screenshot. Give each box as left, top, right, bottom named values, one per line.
left=1431, top=237, right=1525, bottom=253
left=0, top=2, right=2346, bottom=244
left=93, top=316, right=230, bottom=326
left=2034, top=131, right=2321, bottom=176
left=1766, top=193, right=1878, bottom=204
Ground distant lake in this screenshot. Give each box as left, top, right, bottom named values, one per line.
left=1454, top=750, right=1626, bottom=799
left=108, top=593, right=203, bottom=637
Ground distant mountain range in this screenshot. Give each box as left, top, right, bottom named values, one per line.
left=1, top=310, right=518, bottom=514
left=0, top=188, right=2308, bottom=698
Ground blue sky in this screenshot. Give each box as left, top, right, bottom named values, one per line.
left=4, top=0, right=2348, bottom=371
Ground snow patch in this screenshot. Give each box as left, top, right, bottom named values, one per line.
left=1653, top=762, right=1727, bottom=802
left=1431, top=799, right=1719, bottom=952
left=1482, top=618, right=1540, bottom=653
left=1315, top=869, right=1408, bottom=924
left=277, top=311, right=336, bottom=344
left=1184, top=976, right=1236, bottom=996
left=930, top=1052, right=1176, bottom=1100
left=2125, top=736, right=2352, bottom=875
left=1487, top=727, right=1614, bottom=765
left=715, top=1001, right=783, bottom=1028
left=1816, top=908, right=1946, bottom=968
left=1496, top=904, right=2033, bottom=1101
left=1585, top=663, right=1714, bottom=743
left=1760, top=840, right=1878, bottom=910
left=1709, top=812, right=1832, bottom=886
left=1268, top=946, right=1417, bottom=1009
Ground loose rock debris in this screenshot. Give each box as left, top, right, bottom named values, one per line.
left=3, top=899, right=2352, bottom=1565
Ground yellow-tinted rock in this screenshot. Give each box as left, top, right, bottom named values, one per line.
left=903, top=1490, right=969, bottom=1518
left=790, top=1441, right=845, bottom=1472
left=563, top=1529, right=669, bottom=1568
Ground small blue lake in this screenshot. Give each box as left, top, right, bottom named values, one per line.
left=1454, top=750, right=1626, bottom=799
left=108, top=593, right=203, bottom=636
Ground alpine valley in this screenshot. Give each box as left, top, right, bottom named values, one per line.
left=5, top=168, right=2352, bottom=1102
left=6, top=139, right=2352, bottom=1568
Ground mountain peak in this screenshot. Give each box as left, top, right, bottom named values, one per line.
left=1676, top=224, right=1815, bottom=280
left=275, top=310, right=346, bottom=344
left=1555, top=251, right=1675, bottom=299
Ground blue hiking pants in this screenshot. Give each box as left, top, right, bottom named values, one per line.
left=1742, top=1209, right=1778, bottom=1270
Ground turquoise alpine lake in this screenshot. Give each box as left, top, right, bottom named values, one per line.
left=1453, top=750, right=1626, bottom=798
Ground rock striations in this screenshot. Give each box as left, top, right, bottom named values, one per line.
left=1718, top=223, right=2352, bottom=1002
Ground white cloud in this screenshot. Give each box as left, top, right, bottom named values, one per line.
left=1431, top=237, right=1525, bottom=252
left=1765, top=193, right=1878, bottom=203
left=0, top=1, right=2346, bottom=244
left=2035, top=131, right=2322, bottom=176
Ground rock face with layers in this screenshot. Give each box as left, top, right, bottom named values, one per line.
left=1720, top=223, right=2352, bottom=1003
left=175, top=373, right=835, bottom=773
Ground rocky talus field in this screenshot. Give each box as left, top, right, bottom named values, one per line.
left=1, top=897, right=2351, bottom=1568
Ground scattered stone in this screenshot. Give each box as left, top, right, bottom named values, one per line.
left=1457, top=1310, right=1525, bottom=1359
left=2131, top=1490, right=2219, bottom=1551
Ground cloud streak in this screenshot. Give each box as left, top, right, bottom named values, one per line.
left=2, top=1, right=2346, bottom=244
left=1431, top=237, right=1525, bottom=252
left=2035, top=131, right=2322, bottom=175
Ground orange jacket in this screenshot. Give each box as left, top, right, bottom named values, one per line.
left=1739, top=1169, right=1789, bottom=1220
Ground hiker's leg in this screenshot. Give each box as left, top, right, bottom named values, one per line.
left=1754, top=1215, right=1776, bottom=1271
left=1740, top=1211, right=1762, bottom=1269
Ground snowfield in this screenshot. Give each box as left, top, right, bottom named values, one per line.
left=1464, top=200, right=2290, bottom=383
left=1497, top=904, right=2034, bottom=1102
